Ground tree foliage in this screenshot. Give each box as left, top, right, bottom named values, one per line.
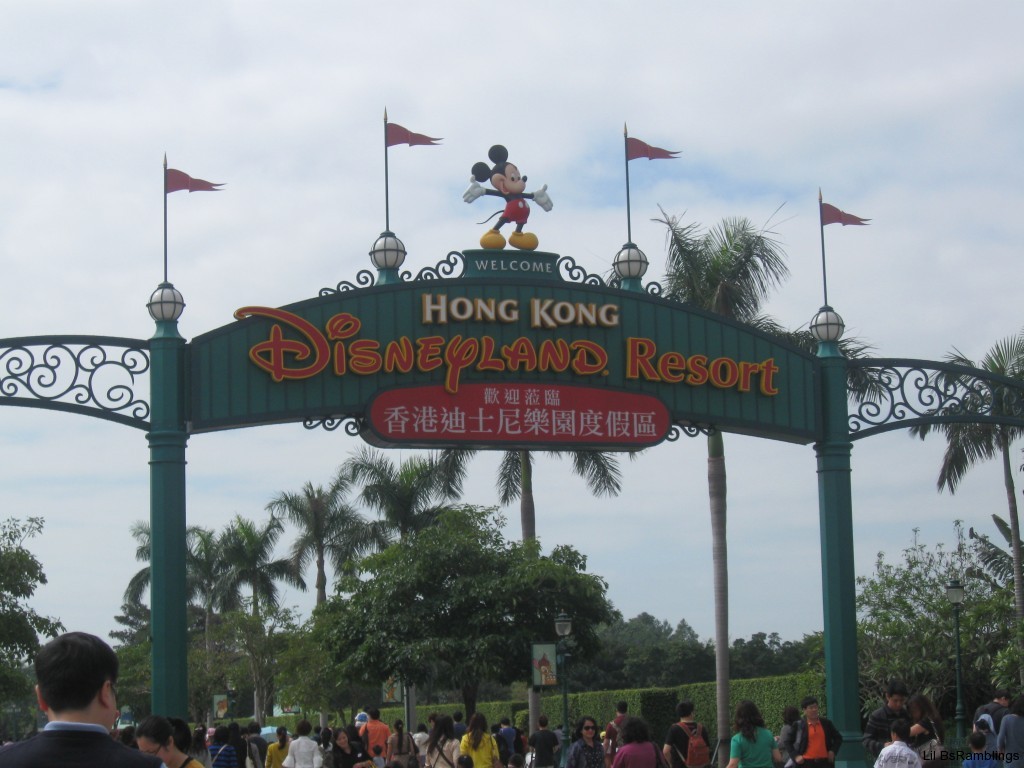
left=318, top=505, right=617, bottom=715
left=0, top=517, right=63, bottom=700
left=856, top=523, right=1015, bottom=717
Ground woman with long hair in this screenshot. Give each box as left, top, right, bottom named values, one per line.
left=209, top=725, right=239, bottom=768
left=327, top=726, right=371, bottom=768
left=907, top=693, right=945, bottom=756
left=387, top=719, right=418, bottom=767
left=726, top=701, right=781, bottom=768
left=136, top=715, right=196, bottom=768
left=191, top=726, right=214, bottom=768
left=426, top=715, right=461, bottom=768
left=565, top=716, right=604, bottom=768
left=266, top=726, right=291, bottom=768
left=777, top=706, right=800, bottom=768
left=459, top=713, right=501, bottom=768
left=997, top=695, right=1024, bottom=768
left=611, top=717, right=664, bottom=768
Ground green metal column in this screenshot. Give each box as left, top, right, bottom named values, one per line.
left=148, top=302, right=189, bottom=717
left=814, top=337, right=863, bottom=768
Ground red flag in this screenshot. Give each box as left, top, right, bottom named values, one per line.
left=626, top=136, right=679, bottom=161
left=165, top=168, right=224, bottom=193
left=385, top=123, right=441, bottom=147
left=820, top=202, right=869, bottom=226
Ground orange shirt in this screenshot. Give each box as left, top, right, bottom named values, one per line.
left=803, top=721, right=828, bottom=759
left=362, top=720, right=393, bottom=758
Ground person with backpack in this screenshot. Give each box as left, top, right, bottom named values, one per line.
left=604, top=702, right=629, bottom=768
left=783, top=696, right=842, bottom=768
left=663, top=702, right=710, bottom=768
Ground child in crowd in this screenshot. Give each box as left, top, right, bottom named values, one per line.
left=373, top=745, right=387, bottom=768
left=964, top=731, right=997, bottom=768
left=874, top=720, right=921, bottom=768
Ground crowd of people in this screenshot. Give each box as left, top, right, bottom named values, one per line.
left=7, top=631, right=1024, bottom=768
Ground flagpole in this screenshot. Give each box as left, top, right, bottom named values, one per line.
left=818, top=188, right=829, bottom=307
left=624, top=123, right=633, bottom=243
left=384, top=109, right=391, bottom=232
left=163, top=154, right=169, bottom=283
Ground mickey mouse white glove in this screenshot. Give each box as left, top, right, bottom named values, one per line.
left=531, top=184, right=553, bottom=212
left=463, top=179, right=486, bottom=203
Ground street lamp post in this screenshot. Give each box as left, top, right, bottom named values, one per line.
left=555, top=612, right=572, bottom=768
left=946, top=578, right=966, bottom=741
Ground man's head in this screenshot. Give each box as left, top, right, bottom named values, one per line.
left=889, top=719, right=911, bottom=744
left=369, top=708, right=381, bottom=721
left=35, top=632, right=119, bottom=721
left=969, top=731, right=988, bottom=752
left=675, top=701, right=695, bottom=719
left=995, top=690, right=1013, bottom=706
left=501, top=717, right=511, bottom=727
left=800, top=696, right=820, bottom=720
left=616, top=701, right=628, bottom=715
left=539, top=715, right=549, bottom=728
left=453, top=711, right=463, bottom=723
left=884, top=680, right=909, bottom=712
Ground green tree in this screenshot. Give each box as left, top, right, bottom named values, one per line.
left=856, top=523, right=1013, bottom=717
left=436, top=449, right=622, bottom=541
left=267, top=477, right=374, bottom=605
left=220, top=515, right=306, bottom=619
left=658, top=211, right=789, bottom=762
left=343, top=447, right=457, bottom=543
left=319, top=506, right=616, bottom=716
left=0, top=517, right=63, bottom=700
left=909, top=333, right=1024, bottom=647
left=221, top=607, right=300, bottom=722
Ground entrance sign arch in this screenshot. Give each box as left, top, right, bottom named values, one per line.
left=4, top=248, right=1024, bottom=767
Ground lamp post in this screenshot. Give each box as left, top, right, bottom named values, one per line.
left=555, top=612, right=572, bottom=767
left=946, top=578, right=966, bottom=740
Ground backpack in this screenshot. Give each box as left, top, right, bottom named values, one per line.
left=496, top=734, right=511, bottom=766
left=682, top=723, right=709, bottom=768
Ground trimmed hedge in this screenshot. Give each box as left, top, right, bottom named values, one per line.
left=262, top=672, right=827, bottom=746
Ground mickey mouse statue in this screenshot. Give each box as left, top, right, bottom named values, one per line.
left=463, top=144, right=553, bottom=250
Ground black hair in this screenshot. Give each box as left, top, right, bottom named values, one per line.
left=277, top=725, right=289, bottom=747
left=428, top=714, right=455, bottom=754
left=214, top=725, right=230, bottom=744
left=509, top=755, right=525, bottom=768
left=676, top=701, right=695, bottom=719
left=616, top=701, right=628, bottom=714
left=886, top=680, right=909, bottom=698
left=619, top=717, right=650, bottom=744
left=734, top=700, right=765, bottom=742
left=890, top=719, right=911, bottom=743
left=137, top=715, right=192, bottom=752
left=453, top=711, right=464, bottom=723
left=1011, top=695, right=1024, bottom=717
left=538, top=715, right=549, bottom=728
left=248, top=721, right=262, bottom=735
left=969, top=731, right=988, bottom=750
left=783, top=706, right=800, bottom=725
left=35, top=632, right=119, bottom=712
left=297, top=719, right=313, bottom=736
left=573, top=716, right=598, bottom=742
left=800, top=696, right=819, bottom=710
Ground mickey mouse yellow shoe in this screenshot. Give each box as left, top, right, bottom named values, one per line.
left=509, top=231, right=539, bottom=251
left=480, top=229, right=506, bottom=249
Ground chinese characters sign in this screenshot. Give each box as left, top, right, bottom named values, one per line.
left=368, top=383, right=670, bottom=448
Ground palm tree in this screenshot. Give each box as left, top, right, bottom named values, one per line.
left=436, top=448, right=623, bottom=541
left=220, top=515, right=307, bottom=620
left=658, top=210, right=789, bottom=765
left=267, top=477, right=375, bottom=605
left=909, top=332, right=1024, bottom=678
left=342, top=447, right=457, bottom=544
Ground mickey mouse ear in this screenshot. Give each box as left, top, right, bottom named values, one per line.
left=488, top=145, right=508, bottom=164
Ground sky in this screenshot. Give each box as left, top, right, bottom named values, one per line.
left=2, top=2, right=1023, bottom=655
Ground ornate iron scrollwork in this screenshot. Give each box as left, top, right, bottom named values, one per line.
left=303, top=414, right=365, bottom=435
left=319, top=269, right=378, bottom=296
left=556, top=255, right=608, bottom=286
left=0, top=336, right=150, bottom=429
left=848, top=358, right=1024, bottom=440
left=666, top=420, right=715, bottom=441
left=414, top=251, right=465, bottom=280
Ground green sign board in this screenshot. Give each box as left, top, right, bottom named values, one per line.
left=189, top=251, right=818, bottom=445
